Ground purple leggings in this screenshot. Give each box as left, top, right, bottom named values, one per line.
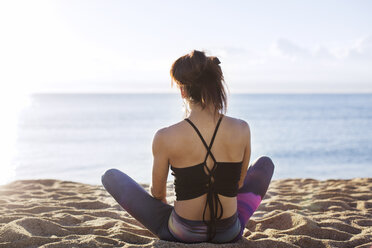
left=101, top=156, right=274, bottom=243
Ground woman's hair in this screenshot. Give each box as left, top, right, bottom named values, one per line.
left=170, top=50, right=227, bottom=115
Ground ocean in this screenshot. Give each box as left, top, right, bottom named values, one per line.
left=6, top=93, right=372, bottom=185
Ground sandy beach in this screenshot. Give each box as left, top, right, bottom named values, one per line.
left=0, top=178, right=371, bottom=248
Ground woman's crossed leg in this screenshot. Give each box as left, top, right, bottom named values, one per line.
left=101, top=156, right=274, bottom=242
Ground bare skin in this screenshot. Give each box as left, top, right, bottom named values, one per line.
left=151, top=94, right=251, bottom=221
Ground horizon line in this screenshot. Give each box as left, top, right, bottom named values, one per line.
left=29, top=91, right=372, bottom=95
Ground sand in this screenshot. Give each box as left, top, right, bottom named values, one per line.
left=0, top=178, right=371, bottom=248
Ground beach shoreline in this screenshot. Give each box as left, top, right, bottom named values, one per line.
left=0, top=178, right=371, bottom=247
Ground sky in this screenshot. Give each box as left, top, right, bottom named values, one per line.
left=0, top=0, right=372, bottom=94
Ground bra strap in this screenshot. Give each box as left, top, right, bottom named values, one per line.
left=204, top=116, right=223, bottom=163
left=184, top=118, right=209, bottom=150
left=184, top=115, right=223, bottom=164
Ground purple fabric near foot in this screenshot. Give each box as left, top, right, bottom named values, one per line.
left=231, top=192, right=262, bottom=242
left=237, top=192, right=262, bottom=225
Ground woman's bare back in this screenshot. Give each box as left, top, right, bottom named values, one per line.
left=162, top=115, right=250, bottom=220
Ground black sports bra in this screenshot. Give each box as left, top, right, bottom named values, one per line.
left=170, top=115, right=243, bottom=241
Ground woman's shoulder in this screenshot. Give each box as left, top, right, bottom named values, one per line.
left=154, top=116, right=249, bottom=140
left=152, top=120, right=188, bottom=153
left=153, top=120, right=187, bottom=140
left=222, top=115, right=250, bottom=131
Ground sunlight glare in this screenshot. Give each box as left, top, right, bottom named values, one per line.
left=0, top=92, right=31, bottom=185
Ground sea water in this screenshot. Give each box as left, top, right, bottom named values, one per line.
left=9, top=93, right=372, bottom=185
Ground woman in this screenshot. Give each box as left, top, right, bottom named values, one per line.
left=102, top=50, right=275, bottom=243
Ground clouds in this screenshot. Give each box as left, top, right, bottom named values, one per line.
left=215, top=36, right=372, bottom=93
left=1, top=1, right=371, bottom=93
left=268, top=36, right=372, bottom=62
left=346, top=35, right=372, bottom=60
left=234, top=36, right=372, bottom=64
left=270, top=39, right=310, bottom=60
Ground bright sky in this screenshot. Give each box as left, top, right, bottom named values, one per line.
left=0, top=0, right=372, bottom=94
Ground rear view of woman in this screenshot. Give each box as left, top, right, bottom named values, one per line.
left=102, top=50, right=275, bottom=243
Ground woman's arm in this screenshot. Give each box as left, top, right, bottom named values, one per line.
left=150, top=128, right=170, bottom=204
left=238, top=121, right=251, bottom=189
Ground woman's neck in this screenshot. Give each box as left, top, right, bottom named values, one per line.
left=188, top=102, right=221, bottom=120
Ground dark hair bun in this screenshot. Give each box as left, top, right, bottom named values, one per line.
left=211, top=56, right=221, bottom=65
left=188, top=50, right=208, bottom=83
left=170, top=50, right=227, bottom=115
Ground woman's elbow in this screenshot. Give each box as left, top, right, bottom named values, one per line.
left=150, top=185, right=165, bottom=200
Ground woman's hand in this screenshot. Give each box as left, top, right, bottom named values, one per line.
left=150, top=185, right=168, bottom=204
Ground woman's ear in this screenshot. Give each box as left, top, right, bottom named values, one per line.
left=180, top=87, right=187, bottom=99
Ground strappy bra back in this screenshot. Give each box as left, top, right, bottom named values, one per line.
left=170, top=115, right=243, bottom=241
